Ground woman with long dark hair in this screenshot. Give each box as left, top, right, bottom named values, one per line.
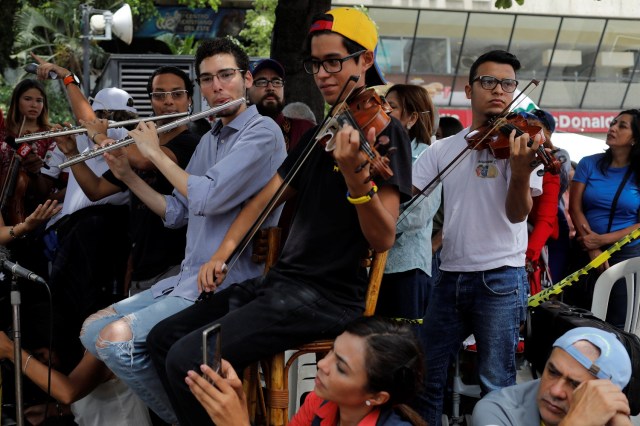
left=569, top=109, right=640, bottom=327
left=2, top=79, right=54, bottom=179
left=186, top=317, right=426, bottom=426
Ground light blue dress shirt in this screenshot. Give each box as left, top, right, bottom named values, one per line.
left=151, top=105, right=287, bottom=301
left=385, top=140, right=441, bottom=276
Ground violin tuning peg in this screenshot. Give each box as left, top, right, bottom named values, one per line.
left=383, top=146, right=397, bottom=160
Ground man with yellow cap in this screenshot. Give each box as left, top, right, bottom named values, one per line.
left=144, top=7, right=413, bottom=425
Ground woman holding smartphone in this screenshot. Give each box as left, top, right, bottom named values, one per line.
left=186, top=316, right=426, bottom=426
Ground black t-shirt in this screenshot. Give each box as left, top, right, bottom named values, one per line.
left=103, top=130, right=200, bottom=280
left=271, top=117, right=412, bottom=308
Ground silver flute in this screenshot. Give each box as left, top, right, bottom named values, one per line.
left=15, top=112, right=189, bottom=144
left=59, top=98, right=245, bottom=169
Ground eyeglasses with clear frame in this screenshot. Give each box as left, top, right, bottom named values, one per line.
left=196, top=69, right=244, bottom=87
left=253, top=78, right=285, bottom=88
left=303, top=50, right=366, bottom=75
left=150, top=90, right=189, bottom=101
left=472, top=75, right=519, bottom=93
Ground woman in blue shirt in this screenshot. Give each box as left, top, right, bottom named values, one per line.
left=569, top=109, right=640, bottom=327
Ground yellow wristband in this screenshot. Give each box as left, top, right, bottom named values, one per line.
left=347, top=183, right=378, bottom=205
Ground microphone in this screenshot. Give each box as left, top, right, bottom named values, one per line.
left=24, top=63, right=58, bottom=80
left=15, top=143, right=32, bottom=159
left=4, top=137, right=50, bottom=170
left=0, top=250, right=47, bottom=285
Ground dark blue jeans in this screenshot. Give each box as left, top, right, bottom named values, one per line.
left=146, top=270, right=361, bottom=426
left=418, top=266, right=527, bottom=426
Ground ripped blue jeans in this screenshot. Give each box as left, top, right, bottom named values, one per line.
left=79, top=289, right=192, bottom=424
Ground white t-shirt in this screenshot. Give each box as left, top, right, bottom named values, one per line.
left=413, top=128, right=543, bottom=272
left=42, top=128, right=129, bottom=228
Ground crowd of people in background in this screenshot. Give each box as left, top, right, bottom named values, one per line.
left=0, top=5, right=638, bottom=426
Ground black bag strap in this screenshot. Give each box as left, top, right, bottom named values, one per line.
left=607, top=166, right=633, bottom=233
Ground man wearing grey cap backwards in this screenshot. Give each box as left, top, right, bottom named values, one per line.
left=472, top=327, right=633, bottom=426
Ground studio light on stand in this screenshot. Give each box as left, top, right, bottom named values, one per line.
left=81, top=3, right=133, bottom=94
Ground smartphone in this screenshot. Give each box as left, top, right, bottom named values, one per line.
left=202, top=323, right=222, bottom=377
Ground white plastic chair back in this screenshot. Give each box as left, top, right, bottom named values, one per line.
left=590, top=257, right=640, bottom=332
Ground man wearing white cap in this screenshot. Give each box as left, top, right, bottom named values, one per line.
left=31, top=85, right=134, bottom=372
left=472, top=327, right=633, bottom=426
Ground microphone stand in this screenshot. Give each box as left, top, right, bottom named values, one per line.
left=10, top=269, right=25, bottom=426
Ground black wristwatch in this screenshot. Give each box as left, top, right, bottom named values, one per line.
left=63, top=73, right=81, bottom=87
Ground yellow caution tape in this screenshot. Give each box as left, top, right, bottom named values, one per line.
left=528, top=227, right=640, bottom=307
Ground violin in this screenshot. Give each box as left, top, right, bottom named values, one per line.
left=315, top=86, right=396, bottom=181
left=212, top=84, right=398, bottom=282
left=0, top=157, right=28, bottom=225
left=465, top=111, right=562, bottom=175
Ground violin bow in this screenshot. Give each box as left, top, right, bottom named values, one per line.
left=221, top=75, right=363, bottom=276
left=0, top=117, right=28, bottom=212
left=398, top=79, right=541, bottom=222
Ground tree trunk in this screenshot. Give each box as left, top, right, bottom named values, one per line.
left=271, top=0, right=331, bottom=122
left=0, top=0, right=19, bottom=74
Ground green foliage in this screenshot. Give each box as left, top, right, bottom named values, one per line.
left=238, top=0, right=277, bottom=57
left=46, top=84, right=75, bottom=124
left=155, top=33, right=199, bottom=55
left=0, top=78, right=73, bottom=125
left=12, top=0, right=89, bottom=76
left=494, top=0, right=525, bottom=9
left=4, top=0, right=218, bottom=120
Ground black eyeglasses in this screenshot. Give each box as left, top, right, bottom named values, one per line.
left=303, top=50, right=366, bottom=75
left=150, top=90, right=188, bottom=101
left=253, top=78, right=284, bottom=88
left=472, top=75, right=519, bottom=93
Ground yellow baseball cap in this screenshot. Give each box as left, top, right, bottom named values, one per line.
left=309, top=7, right=386, bottom=86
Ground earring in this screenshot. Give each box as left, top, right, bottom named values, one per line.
left=406, top=124, right=412, bottom=130
left=365, top=400, right=371, bottom=406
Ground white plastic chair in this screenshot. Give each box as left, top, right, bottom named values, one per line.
left=590, top=257, right=640, bottom=333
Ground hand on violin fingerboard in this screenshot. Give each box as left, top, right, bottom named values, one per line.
left=509, top=130, right=541, bottom=178
left=333, top=124, right=377, bottom=191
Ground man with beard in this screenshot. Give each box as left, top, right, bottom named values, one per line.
left=247, top=58, right=315, bottom=152
left=247, top=58, right=315, bottom=242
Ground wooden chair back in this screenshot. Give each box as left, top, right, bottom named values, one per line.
left=244, top=226, right=389, bottom=426
left=266, top=249, right=388, bottom=426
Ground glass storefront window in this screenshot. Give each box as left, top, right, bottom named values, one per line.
left=450, top=13, right=514, bottom=106
left=538, top=18, right=605, bottom=108
left=584, top=19, right=640, bottom=110
left=508, top=15, right=561, bottom=105
left=367, top=8, right=419, bottom=81
left=356, top=4, right=639, bottom=111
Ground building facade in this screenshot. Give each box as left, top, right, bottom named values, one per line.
left=332, top=0, right=640, bottom=137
